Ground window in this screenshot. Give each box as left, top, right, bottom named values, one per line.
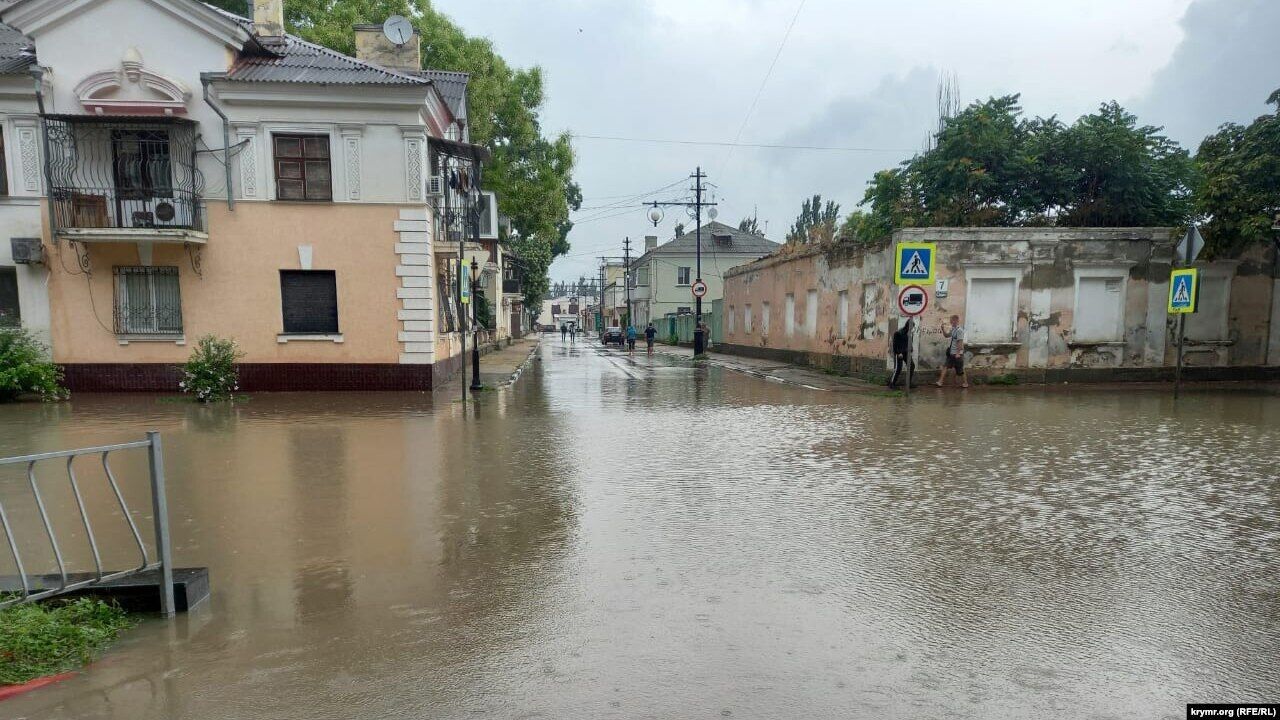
left=744, top=304, right=753, bottom=334
left=1073, top=272, right=1126, bottom=342
left=1185, top=273, right=1231, bottom=342
left=677, top=266, right=691, bottom=285
left=636, top=266, right=649, bottom=286
left=112, top=129, right=172, bottom=198
left=677, top=306, right=692, bottom=314
left=784, top=293, right=795, bottom=336
left=0, top=267, right=18, bottom=326
left=280, top=270, right=339, bottom=334
left=838, top=290, right=849, bottom=337
left=968, top=276, right=1017, bottom=342
left=113, top=266, right=182, bottom=335
left=861, top=283, right=878, bottom=340
left=727, top=306, right=735, bottom=334
left=761, top=301, right=771, bottom=335
left=273, top=134, right=332, bottom=201
left=806, top=290, right=818, bottom=338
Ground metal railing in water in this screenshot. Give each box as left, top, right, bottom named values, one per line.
left=0, top=432, right=175, bottom=617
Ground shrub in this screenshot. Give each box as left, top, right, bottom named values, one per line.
left=667, top=332, right=679, bottom=345
left=180, top=335, right=243, bottom=402
left=0, top=598, right=135, bottom=685
left=0, top=328, right=65, bottom=402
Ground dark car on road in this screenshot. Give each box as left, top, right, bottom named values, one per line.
left=602, top=326, right=625, bottom=346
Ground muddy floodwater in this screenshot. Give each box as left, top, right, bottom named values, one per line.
left=2, top=341, right=1279, bottom=719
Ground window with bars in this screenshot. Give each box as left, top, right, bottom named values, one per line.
left=112, top=129, right=172, bottom=199
left=114, top=266, right=182, bottom=335
left=273, top=134, right=332, bottom=201
left=280, top=270, right=339, bottom=334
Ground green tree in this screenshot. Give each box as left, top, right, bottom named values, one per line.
left=1195, top=89, right=1280, bottom=256
left=737, top=215, right=762, bottom=236
left=206, top=0, right=578, bottom=308
left=855, top=94, right=1195, bottom=239
left=786, top=194, right=840, bottom=244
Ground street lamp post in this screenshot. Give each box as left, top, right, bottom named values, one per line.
left=647, top=166, right=716, bottom=356
left=470, top=257, right=482, bottom=393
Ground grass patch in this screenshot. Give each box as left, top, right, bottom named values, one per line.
left=0, top=598, right=136, bottom=685
left=981, top=373, right=1020, bottom=386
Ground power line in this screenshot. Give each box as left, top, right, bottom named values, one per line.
left=719, top=0, right=808, bottom=175
left=570, top=133, right=909, bottom=153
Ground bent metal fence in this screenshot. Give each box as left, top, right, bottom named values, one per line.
left=0, top=432, right=175, bottom=616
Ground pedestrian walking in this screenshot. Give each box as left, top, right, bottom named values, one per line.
left=560, top=324, right=567, bottom=342
left=936, top=314, right=968, bottom=388
left=888, top=318, right=914, bottom=389
left=644, top=322, right=657, bottom=356
left=697, top=321, right=712, bottom=351
left=626, top=324, right=637, bottom=355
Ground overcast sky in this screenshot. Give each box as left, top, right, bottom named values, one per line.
left=432, top=0, right=1280, bottom=283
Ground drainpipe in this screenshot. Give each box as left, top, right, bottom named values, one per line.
left=28, top=66, right=58, bottom=246
left=199, top=73, right=234, bottom=211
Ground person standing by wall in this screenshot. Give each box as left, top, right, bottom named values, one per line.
left=936, top=314, right=968, bottom=388
left=888, top=318, right=914, bottom=389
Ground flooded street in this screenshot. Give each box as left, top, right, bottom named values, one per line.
left=2, top=339, right=1279, bottom=719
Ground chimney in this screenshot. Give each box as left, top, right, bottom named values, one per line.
left=354, top=23, right=421, bottom=72
left=645, top=235, right=657, bottom=251
left=252, top=0, right=284, bottom=37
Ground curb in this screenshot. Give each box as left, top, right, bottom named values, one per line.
left=0, top=672, right=76, bottom=701
left=496, top=340, right=542, bottom=388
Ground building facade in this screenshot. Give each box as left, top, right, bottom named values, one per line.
left=722, top=228, right=1280, bottom=382
left=629, top=221, right=778, bottom=329
left=0, top=0, right=494, bottom=390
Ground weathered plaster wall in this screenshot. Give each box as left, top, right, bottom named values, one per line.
left=722, top=227, right=1278, bottom=379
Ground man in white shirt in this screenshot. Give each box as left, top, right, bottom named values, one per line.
left=936, top=314, right=968, bottom=388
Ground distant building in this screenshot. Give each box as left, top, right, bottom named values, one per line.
left=629, top=222, right=778, bottom=328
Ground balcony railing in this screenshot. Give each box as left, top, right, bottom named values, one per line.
left=44, top=115, right=205, bottom=235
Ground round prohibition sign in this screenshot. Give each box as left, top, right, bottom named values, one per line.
left=691, top=279, right=708, bottom=298
left=897, top=284, right=928, bottom=316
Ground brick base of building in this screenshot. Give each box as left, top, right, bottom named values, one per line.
left=62, top=363, right=436, bottom=392
left=714, top=343, right=1280, bottom=384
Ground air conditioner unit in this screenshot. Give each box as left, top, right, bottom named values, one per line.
left=10, top=237, right=43, bottom=264
left=428, top=175, right=444, bottom=197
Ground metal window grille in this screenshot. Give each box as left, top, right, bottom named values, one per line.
left=44, top=115, right=203, bottom=232
left=113, top=266, right=183, bottom=335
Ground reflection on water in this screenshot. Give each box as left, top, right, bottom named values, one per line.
left=1, top=344, right=1278, bottom=719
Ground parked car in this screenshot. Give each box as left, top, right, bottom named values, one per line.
left=601, top=326, right=625, bottom=346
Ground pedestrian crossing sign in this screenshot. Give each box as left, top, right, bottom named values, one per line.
left=895, top=242, right=935, bottom=285
left=1168, top=268, right=1198, bottom=314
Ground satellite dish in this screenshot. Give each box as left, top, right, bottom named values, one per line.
left=707, top=206, right=719, bottom=220
left=383, top=15, right=413, bottom=46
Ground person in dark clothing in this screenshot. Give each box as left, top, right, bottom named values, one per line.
left=888, top=318, right=914, bottom=389
left=560, top=324, right=567, bottom=341
left=644, top=322, right=657, bottom=355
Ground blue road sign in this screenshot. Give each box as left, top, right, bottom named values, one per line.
left=895, top=242, right=935, bottom=285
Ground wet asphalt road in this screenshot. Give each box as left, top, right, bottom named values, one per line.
left=2, top=338, right=1278, bottom=719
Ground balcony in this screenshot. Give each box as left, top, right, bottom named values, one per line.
left=44, top=115, right=207, bottom=244
left=502, top=278, right=522, bottom=296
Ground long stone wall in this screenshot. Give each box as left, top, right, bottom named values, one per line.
left=721, top=228, right=1280, bottom=381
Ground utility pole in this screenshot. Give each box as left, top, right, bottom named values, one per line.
left=445, top=159, right=467, bottom=403
left=623, top=237, right=632, bottom=328
left=693, top=167, right=705, bottom=355
left=645, top=168, right=716, bottom=356
left=598, top=258, right=607, bottom=329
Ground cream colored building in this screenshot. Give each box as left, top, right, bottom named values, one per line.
left=2, top=0, right=495, bottom=389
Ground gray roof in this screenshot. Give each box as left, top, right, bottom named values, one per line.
left=640, top=221, right=780, bottom=260
left=416, top=69, right=468, bottom=121
left=201, top=3, right=429, bottom=86
left=0, top=21, right=34, bottom=75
